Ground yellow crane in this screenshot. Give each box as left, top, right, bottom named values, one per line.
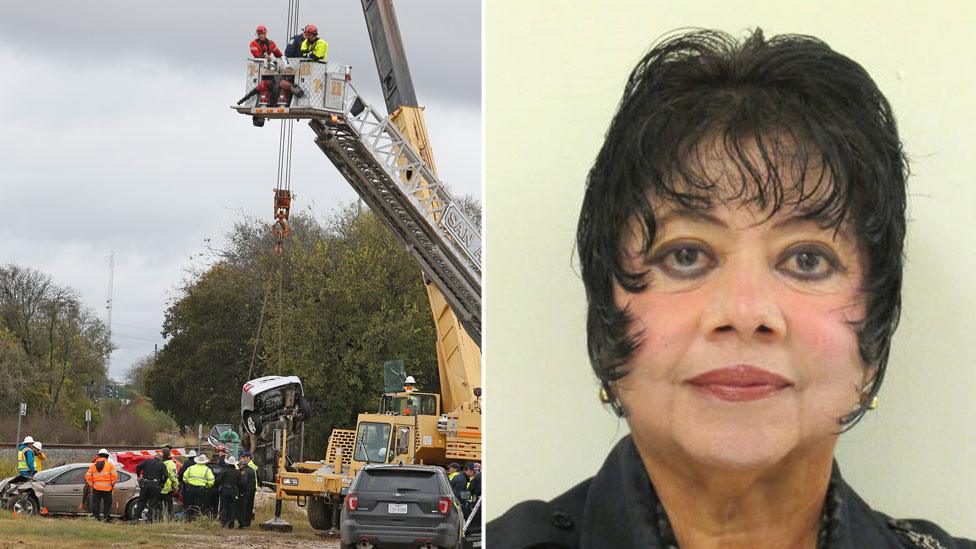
left=233, top=0, right=481, bottom=535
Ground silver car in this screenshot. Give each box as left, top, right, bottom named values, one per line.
left=241, top=375, right=311, bottom=437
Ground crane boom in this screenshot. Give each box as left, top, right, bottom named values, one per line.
left=360, top=0, right=483, bottom=418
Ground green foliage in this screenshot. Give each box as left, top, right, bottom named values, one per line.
left=146, top=205, right=439, bottom=457
left=0, top=265, right=112, bottom=421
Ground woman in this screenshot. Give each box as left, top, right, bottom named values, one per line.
left=488, top=29, right=975, bottom=548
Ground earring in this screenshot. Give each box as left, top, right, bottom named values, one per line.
left=599, top=383, right=625, bottom=417
left=866, top=395, right=879, bottom=410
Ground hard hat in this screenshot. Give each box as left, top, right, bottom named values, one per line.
left=404, top=376, right=416, bottom=385
left=98, top=448, right=109, bottom=456
left=32, top=441, right=42, bottom=450
left=225, top=456, right=238, bottom=466
left=194, top=454, right=209, bottom=464
left=22, top=436, right=34, bottom=444
left=186, top=450, right=197, bottom=457
left=256, top=25, right=268, bottom=34
left=305, top=24, right=318, bottom=34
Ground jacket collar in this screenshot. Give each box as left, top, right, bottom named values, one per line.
left=578, top=436, right=905, bottom=549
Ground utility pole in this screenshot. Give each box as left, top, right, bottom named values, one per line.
left=85, top=409, right=92, bottom=445
left=16, top=402, right=26, bottom=444
left=105, top=252, right=115, bottom=338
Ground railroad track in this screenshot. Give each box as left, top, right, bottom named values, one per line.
left=0, top=443, right=178, bottom=451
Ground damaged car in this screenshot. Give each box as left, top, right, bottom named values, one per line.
left=0, top=461, right=181, bottom=519
left=241, top=375, right=311, bottom=437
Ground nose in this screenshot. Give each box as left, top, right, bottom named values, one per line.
left=701, top=255, right=786, bottom=341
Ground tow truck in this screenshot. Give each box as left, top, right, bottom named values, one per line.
left=232, top=0, right=482, bottom=540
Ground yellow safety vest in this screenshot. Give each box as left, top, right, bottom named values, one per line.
left=17, top=448, right=29, bottom=471
left=161, top=459, right=179, bottom=494
left=247, top=460, right=259, bottom=490
left=184, top=463, right=215, bottom=488
left=300, top=37, right=328, bottom=61
left=34, top=452, right=45, bottom=472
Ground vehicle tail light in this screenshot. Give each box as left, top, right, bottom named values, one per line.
left=438, top=497, right=451, bottom=515
left=347, top=494, right=358, bottom=511
left=243, top=383, right=253, bottom=393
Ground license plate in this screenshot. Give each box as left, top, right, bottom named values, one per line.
left=388, top=503, right=408, bottom=514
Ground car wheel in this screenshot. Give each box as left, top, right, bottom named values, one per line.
left=125, top=499, right=139, bottom=521
left=12, top=493, right=39, bottom=516
left=244, top=412, right=262, bottom=435
left=299, top=397, right=312, bottom=421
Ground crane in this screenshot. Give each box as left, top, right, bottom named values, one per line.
left=232, top=0, right=482, bottom=536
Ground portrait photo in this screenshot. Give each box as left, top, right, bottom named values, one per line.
left=486, top=0, right=976, bottom=546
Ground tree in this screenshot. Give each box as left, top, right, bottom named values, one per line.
left=0, top=264, right=112, bottom=420
left=125, top=354, right=155, bottom=395
left=145, top=205, right=440, bottom=457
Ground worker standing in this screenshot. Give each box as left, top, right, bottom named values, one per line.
left=182, top=453, right=215, bottom=521
left=159, top=448, right=180, bottom=517
left=85, top=449, right=118, bottom=522
left=237, top=452, right=258, bottom=528
left=284, top=25, right=309, bottom=57
left=31, top=441, right=46, bottom=473
left=462, top=463, right=481, bottom=519
left=300, top=24, right=328, bottom=61
left=16, top=436, right=37, bottom=478
left=204, top=452, right=223, bottom=518
left=249, top=25, right=283, bottom=60
left=133, top=449, right=168, bottom=523
left=215, top=456, right=242, bottom=528
left=447, top=463, right=466, bottom=502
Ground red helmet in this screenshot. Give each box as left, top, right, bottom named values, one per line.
left=304, top=24, right=317, bottom=35
left=256, top=25, right=268, bottom=34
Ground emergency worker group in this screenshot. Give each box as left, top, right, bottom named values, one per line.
left=84, top=441, right=259, bottom=527
left=243, top=22, right=329, bottom=110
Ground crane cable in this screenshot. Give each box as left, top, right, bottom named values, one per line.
left=272, top=0, right=301, bottom=256
left=266, top=0, right=302, bottom=377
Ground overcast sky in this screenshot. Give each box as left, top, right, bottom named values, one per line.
left=0, top=1, right=481, bottom=380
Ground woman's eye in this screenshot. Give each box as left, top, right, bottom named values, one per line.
left=654, top=244, right=714, bottom=278
left=778, top=247, right=839, bottom=280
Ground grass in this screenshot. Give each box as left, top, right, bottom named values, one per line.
left=0, top=493, right=331, bottom=548
left=0, top=458, right=16, bottom=479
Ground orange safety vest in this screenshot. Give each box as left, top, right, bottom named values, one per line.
left=85, top=458, right=118, bottom=492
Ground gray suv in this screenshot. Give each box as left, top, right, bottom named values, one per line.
left=340, top=464, right=463, bottom=549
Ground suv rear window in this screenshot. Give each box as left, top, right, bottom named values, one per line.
left=358, top=470, right=440, bottom=493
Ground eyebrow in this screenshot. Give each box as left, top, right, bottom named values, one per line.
left=655, top=209, right=728, bottom=228
left=656, top=208, right=838, bottom=233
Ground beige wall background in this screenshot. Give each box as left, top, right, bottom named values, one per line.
left=485, top=0, right=976, bottom=537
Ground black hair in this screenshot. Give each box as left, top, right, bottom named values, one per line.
left=577, top=29, right=907, bottom=426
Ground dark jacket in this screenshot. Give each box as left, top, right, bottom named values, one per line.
left=135, top=456, right=168, bottom=484
left=488, top=436, right=975, bottom=549
left=449, top=471, right=467, bottom=500
left=239, top=464, right=257, bottom=494
left=216, top=466, right=243, bottom=496
left=284, top=34, right=303, bottom=57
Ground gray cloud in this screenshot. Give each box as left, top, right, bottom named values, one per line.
left=0, top=1, right=480, bottom=379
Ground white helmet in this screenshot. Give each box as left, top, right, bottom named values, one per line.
left=32, top=441, right=42, bottom=450
left=98, top=448, right=109, bottom=456
left=194, top=454, right=209, bottom=464
left=404, top=376, right=416, bottom=384
left=22, top=436, right=34, bottom=444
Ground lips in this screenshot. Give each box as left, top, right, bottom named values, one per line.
left=686, top=365, right=792, bottom=402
